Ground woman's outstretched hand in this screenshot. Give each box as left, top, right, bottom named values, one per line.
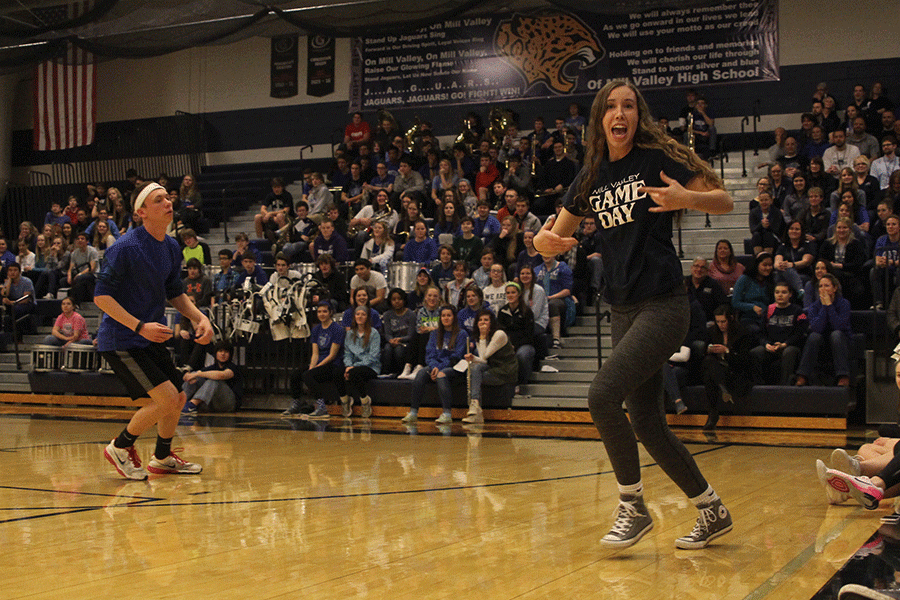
left=533, top=215, right=578, bottom=258
left=642, top=171, right=690, bottom=213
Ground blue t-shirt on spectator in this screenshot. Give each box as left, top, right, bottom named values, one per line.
left=311, top=321, right=345, bottom=368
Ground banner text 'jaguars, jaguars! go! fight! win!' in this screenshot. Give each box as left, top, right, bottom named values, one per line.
left=348, top=0, right=777, bottom=112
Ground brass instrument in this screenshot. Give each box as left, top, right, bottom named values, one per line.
left=347, top=204, right=395, bottom=238
left=686, top=112, right=695, bottom=152
left=454, top=117, right=478, bottom=154
left=486, top=106, right=515, bottom=147
left=405, top=116, right=422, bottom=150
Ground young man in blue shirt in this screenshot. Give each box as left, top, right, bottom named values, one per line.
left=96, top=182, right=213, bottom=480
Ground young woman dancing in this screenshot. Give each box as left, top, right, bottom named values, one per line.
left=534, top=79, right=735, bottom=550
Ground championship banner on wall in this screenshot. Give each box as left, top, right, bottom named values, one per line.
left=270, top=35, right=298, bottom=99
left=307, top=35, right=336, bottom=97
left=349, top=0, right=777, bottom=111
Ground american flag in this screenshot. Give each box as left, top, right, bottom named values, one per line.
left=32, top=2, right=96, bottom=151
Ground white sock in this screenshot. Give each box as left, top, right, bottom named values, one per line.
left=618, top=481, right=643, bottom=501
left=689, top=485, right=719, bottom=507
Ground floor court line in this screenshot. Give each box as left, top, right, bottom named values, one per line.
left=743, top=508, right=870, bottom=600
left=0, top=442, right=737, bottom=513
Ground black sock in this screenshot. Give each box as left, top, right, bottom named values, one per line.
left=113, top=428, right=138, bottom=449
left=154, top=436, right=173, bottom=460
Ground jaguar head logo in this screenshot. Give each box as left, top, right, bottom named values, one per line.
left=495, top=11, right=604, bottom=94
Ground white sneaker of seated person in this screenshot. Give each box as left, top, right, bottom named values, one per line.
left=402, top=365, right=423, bottom=380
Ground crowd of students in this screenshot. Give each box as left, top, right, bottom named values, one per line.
left=0, top=171, right=204, bottom=308
left=5, top=81, right=898, bottom=425
left=653, top=81, right=897, bottom=429
left=274, top=255, right=551, bottom=424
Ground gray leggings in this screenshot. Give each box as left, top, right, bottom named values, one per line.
left=588, top=289, right=708, bottom=498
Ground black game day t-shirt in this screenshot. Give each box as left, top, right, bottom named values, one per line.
left=563, top=145, right=695, bottom=305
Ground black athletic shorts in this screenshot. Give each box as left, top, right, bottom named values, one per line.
left=100, top=342, right=182, bottom=401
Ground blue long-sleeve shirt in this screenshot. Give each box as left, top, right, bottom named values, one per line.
left=458, top=301, right=492, bottom=335
left=313, top=233, right=349, bottom=262
left=731, top=274, right=771, bottom=324
left=403, top=237, right=439, bottom=263
left=474, top=215, right=502, bottom=245
left=874, top=235, right=900, bottom=262
left=806, top=297, right=852, bottom=335
left=341, top=307, right=382, bottom=331
left=426, top=329, right=469, bottom=370
left=84, top=218, right=121, bottom=239
left=534, top=260, right=573, bottom=297
left=432, top=221, right=462, bottom=239
left=344, top=328, right=381, bottom=373
left=235, top=265, right=267, bottom=287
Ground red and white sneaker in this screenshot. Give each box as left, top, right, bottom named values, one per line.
left=817, top=459, right=849, bottom=504
left=104, top=440, right=148, bottom=480
left=825, top=469, right=883, bottom=510
left=147, top=451, right=203, bottom=475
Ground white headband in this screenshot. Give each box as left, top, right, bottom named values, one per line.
left=133, top=182, right=166, bottom=212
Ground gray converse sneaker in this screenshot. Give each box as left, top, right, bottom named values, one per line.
left=301, top=402, right=330, bottom=420
left=281, top=399, right=306, bottom=417
left=675, top=498, right=733, bottom=549
left=600, top=499, right=653, bottom=548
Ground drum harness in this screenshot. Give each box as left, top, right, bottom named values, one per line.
left=233, top=273, right=316, bottom=342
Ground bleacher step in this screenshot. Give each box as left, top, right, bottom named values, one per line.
left=522, top=382, right=590, bottom=397
left=541, top=358, right=598, bottom=372
left=510, top=395, right=588, bottom=410
left=1, top=383, right=33, bottom=394
left=531, top=371, right=595, bottom=382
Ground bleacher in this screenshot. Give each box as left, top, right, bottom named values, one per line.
left=0, top=151, right=886, bottom=429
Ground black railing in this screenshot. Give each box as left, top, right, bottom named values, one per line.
left=594, top=292, right=610, bottom=371
left=28, top=171, right=51, bottom=187
left=752, top=99, right=761, bottom=156
left=240, top=337, right=309, bottom=398
left=32, top=111, right=209, bottom=186
left=740, top=116, right=750, bottom=177
left=4, top=111, right=210, bottom=236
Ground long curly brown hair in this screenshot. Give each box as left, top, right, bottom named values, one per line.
left=575, top=79, right=722, bottom=214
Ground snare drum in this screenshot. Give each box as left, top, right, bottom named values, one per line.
left=293, top=262, right=318, bottom=278
left=32, top=345, right=63, bottom=372
left=389, top=261, right=421, bottom=291
left=63, top=346, right=100, bottom=372
left=98, top=353, right=115, bottom=374
left=164, top=307, right=179, bottom=330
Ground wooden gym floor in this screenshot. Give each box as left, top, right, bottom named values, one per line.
left=0, top=404, right=892, bottom=600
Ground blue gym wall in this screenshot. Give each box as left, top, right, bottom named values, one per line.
left=9, top=2, right=900, bottom=172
